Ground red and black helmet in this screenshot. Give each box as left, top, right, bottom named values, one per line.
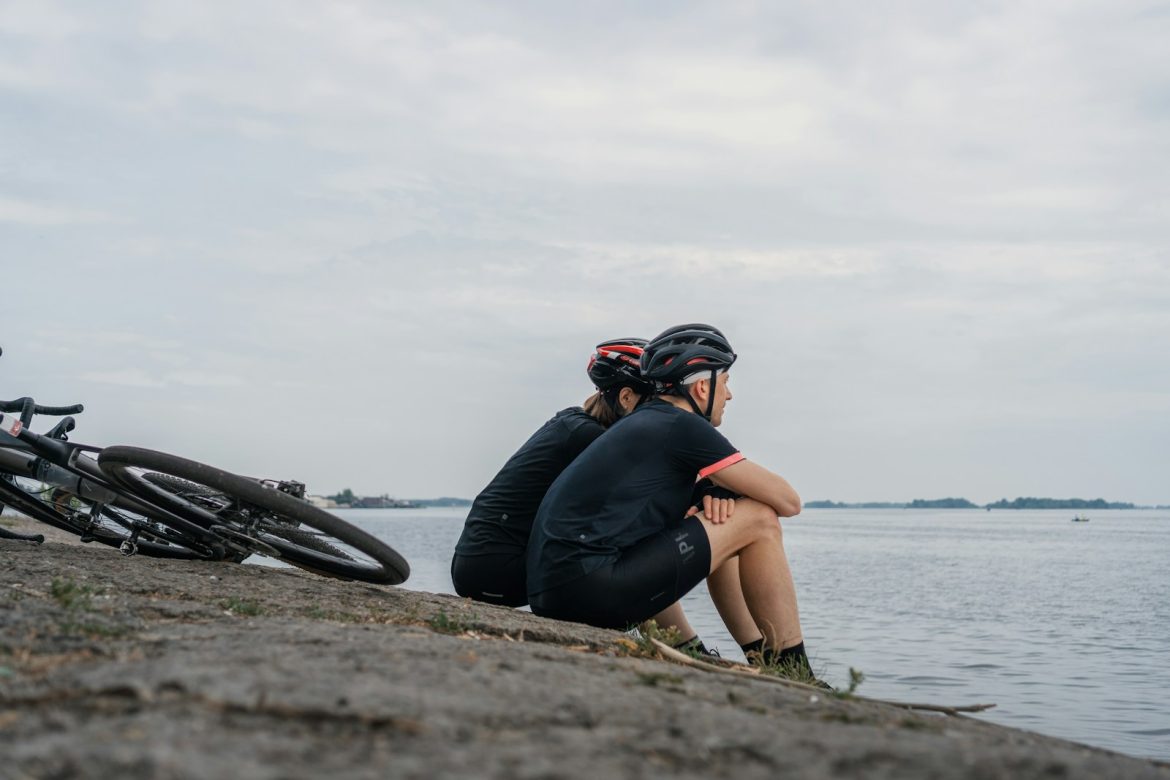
left=587, top=338, right=652, bottom=393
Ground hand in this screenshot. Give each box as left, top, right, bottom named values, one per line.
left=693, top=494, right=734, bottom=524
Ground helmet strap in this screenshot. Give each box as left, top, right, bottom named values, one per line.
left=704, top=368, right=717, bottom=420
left=677, top=370, right=718, bottom=421
left=681, top=391, right=705, bottom=418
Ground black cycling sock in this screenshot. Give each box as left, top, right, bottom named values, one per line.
left=775, top=641, right=811, bottom=673
left=673, top=635, right=711, bottom=656
left=742, top=639, right=811, bottom=673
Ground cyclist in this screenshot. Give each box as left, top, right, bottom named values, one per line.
left=452, top=337, right=731, bottom=655
left=527, top=324, right=822, bottom=679
left=451, top=338, right=653, bottom=607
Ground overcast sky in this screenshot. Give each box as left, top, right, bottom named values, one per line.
left=2, top=1, right=1167, bottom=504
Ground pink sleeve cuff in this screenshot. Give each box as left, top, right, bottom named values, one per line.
left=697, top=452, right=744, bottom=479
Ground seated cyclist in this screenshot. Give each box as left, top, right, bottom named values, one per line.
left=527, top=324, right=822, bottom=679
left=452, top=338, right=649, bottom=607
left=452, top=337, right=729, bottom=655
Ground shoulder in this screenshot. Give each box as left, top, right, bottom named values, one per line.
left=668, top=404, right=717, bottom=432
left=668, top=406, right=737, bottom=447
left=629, top=399, right=680, bottom=423
left=555, top=406, right=601, bottom=431
left=553, top=406, right=605, bottom=443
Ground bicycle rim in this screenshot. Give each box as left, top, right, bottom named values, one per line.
left=98, top=446, right=410, bottom=584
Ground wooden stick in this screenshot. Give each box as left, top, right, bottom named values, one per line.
left=648, top=639, right=995, bottom=715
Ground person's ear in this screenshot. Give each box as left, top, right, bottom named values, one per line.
left=690, top=378, right=708, bottom=404
left=619, top=386, right=638, bottom=413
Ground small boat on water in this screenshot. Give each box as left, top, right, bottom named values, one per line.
left=1071, top=515, right=1090, bottom=523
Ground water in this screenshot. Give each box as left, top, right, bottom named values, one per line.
left=336, top=507, right=1170, bottom=761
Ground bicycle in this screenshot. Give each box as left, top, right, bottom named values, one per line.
left=0, top=349, right=410, bottom=585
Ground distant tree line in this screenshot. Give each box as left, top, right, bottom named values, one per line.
left=805, top=496, right=1138, bottom=509
left=411, top=497, right=473, bottom=508
left=908, top=498, right=978, bottom=509
left=328, top=488, right=358, bottom=505
left=984, top=497, right=1135, bottom=510
left=805, top=500, right=906, bottom=509
left=805, top=498, right=976, bottom=509
left=324, top=489, right=471, bottom=509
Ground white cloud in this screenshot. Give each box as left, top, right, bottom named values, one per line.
left=0, top=197, right=116, bottom=226
left=167, top=371, right=245, bottom=388
left=80, top=369, right=166, bottom=389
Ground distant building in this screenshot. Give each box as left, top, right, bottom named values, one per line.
left=354, top=494, right=418, bottom=509
left=306, top=495, right=339, bottom=509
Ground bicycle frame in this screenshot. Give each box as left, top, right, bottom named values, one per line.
left=0, top=414, right=229, bottom=557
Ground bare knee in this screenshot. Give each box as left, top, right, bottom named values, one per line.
left=738, top=498, right=782, bottom=541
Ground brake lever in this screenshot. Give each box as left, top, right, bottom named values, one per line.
left=45, top=416, right=77, bottom=441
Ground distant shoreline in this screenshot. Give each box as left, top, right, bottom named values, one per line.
left=325, top=497, right=1168, bottom=511
left=310, top=494, right=472, bottom=510
left=321, top=497, right=1167, bottom=511
left=806, top=498, right=1169, bottom=510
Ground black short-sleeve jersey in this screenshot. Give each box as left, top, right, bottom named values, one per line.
left=526, top=400, right=743, bottom=596
left=454, top=407, right=605, bottom=557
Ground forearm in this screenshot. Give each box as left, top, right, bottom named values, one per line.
left=709, top=460, right=801, bottom=517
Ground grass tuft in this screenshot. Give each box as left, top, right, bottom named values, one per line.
left=219, top=597, right=264, bottom=616
left=844, top=667, right=866, bottom=695
left=629, top=619, right=683, bottom=657
left=50, top=579, right=97, bottom=611
left=303, top=606, right=364, bottom=623
left=636, top=671, right=685, bottom=687
left=427, top=608, right=470, bottom=634
left=58, top=620, right=129, bottom=638
left=748, top=651, right=823, bottom=685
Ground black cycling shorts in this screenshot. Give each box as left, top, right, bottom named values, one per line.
left=451, top=551, right=528, bottom=608
left=529, top=515, right=712, bottom=630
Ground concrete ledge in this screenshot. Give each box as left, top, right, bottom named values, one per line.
left=2, top=516, right=1168, bottom=779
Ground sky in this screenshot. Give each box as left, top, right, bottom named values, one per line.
left=2, top=1, right=1168, bottom=504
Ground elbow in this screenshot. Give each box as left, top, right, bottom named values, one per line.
left=777, top=493, right=802, bottom=518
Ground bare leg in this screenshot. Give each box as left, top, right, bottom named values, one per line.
left=701, top=499, right=804, bottom=650
left=707, top=557, right=763, bottom=646
left=650, top=601, right=696, bottom=642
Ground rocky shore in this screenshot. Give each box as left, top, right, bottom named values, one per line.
left=2, top=515, right=1168, bottom=780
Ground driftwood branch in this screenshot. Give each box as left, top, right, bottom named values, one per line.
left=648, top=638, right=995, bottom=716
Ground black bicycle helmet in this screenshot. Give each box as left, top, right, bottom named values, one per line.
left=587, top=338, right=652, bottom=390
left=641, top=323, right=736, bottom=420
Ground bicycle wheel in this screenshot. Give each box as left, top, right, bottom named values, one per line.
left=0, top=472, right=209, bottom=559
left=98, top=446, right=410, bottom=584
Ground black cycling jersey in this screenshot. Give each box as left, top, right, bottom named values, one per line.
left=526, top=400, right=742, bottom=597
left=453, top=407, right=605, bottom=559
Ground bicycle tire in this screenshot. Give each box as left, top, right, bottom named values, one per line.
left=0, top=473, right=207, bottom=559
left=140, top=473, right=352, bottom=562
left=0, top=505, right=44, bottom=543
left=141, top=472, right=334, bottom=562
left=98, top=446, right=410, bottom=584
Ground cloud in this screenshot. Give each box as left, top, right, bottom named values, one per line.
left=2, top=1, right=1168, bottom=502
left=80, top=369, right=166, bottom=389
left=0, top=197, right=116, bottom=226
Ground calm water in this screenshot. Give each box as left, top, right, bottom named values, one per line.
left=336, top=507, right=1170, bottom=761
